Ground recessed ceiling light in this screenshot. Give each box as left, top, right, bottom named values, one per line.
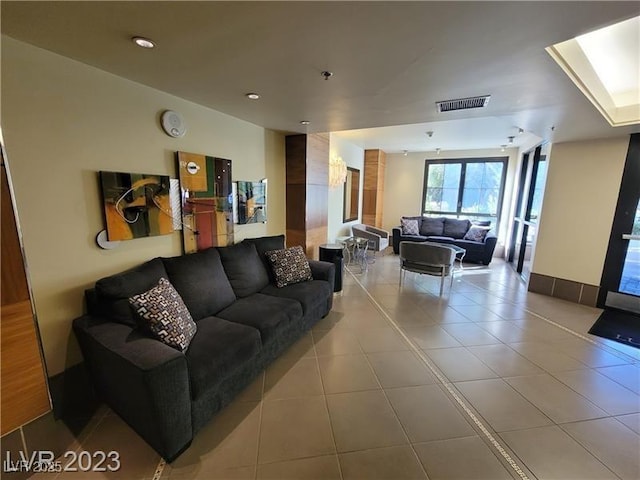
left=246, top=93, right=261, bottom=100
left=300, top=120, right=310, bottom=125
left=132, top=37, right=155, bottom=49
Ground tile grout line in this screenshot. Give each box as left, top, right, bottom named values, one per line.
left=521, top=308, right=639, bottom=365
left=346, top=269, right=532, bottom=480
left=310, top=328, right=345, bottom=480
left=357, top=341, right=432, bottom=480
left=251, top=370, right=267, bottom=479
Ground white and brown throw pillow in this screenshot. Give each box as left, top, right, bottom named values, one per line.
left=401, top=217, right=420, bottom=235
left=265, top=245, right=313, bottom=288
left=463, top=226, right=490, bottom=242
left=129, top=277, right=197, bottom=351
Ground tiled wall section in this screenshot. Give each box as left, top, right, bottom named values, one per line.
left=529, top=273, right=600, bottom=307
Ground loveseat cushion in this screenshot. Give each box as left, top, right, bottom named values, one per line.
left=420, top=217, right=445, bottom=236
left=261, top=280, right=331, bottom=316
left=185, top=316, right=261, bottom=399
left=443, top=218, right=471, bottom=238
left=162, top=249, right=236, bottom=320
left=242, top=235, right=286, bottom=282
left=95, top=257, right=168, bottom=327
left=217, top=242, right=270, bottom=297
left=216, top=293, right=302, bottom=344
left=129, top=277, right=197, bottom=352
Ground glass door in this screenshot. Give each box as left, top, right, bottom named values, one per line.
left=507, top=144, right=548, bottom=280
left=619, top=203, right=640, bottom=297
left=599, top=134, right=640, bottom=313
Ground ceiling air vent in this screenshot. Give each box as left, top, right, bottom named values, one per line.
left=436, top=95, right=491, bottom=113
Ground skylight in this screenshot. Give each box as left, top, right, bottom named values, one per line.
left=547, top=15, right=640, bottom=126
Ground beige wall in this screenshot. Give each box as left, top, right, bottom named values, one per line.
left=532, top=136, right=629, bottom=285
left=1, top=37, right=286, bottom=375
left=383, top=148, right=519, bottom=245
left=327, top=135, right=364, bottom=242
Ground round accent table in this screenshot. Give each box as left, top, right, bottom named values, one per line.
left=319, top=244, right=344, bottom=292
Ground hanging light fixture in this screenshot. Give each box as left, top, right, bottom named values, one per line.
left=329, top=155, right=347, bottom=187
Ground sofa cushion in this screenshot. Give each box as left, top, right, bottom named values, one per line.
left=261, top=280, right=331, bottom=316
left=463, top=226, right=490, bottom=242
left=129, top=278, right=197, bottom=352
left=420, top=217, right=445, bottom=236
left=242, top=235, right=286, bottom=282
left=265, top=246, right=313, bottom=288
left=443, top=218, right=471, bottom=239
left=162, top=249, right=236, bottom=320
left=401, top=218, right=420, bottom=235
left=95, top=257, right=168, bottom=327
left=217, top=242, right=270, bottom=297
left=185, top=316, right=261, bottom=399
left=217, top=293, right=302, bottom=344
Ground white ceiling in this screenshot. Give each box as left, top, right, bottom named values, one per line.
left=2, top=2, right=639, bottom=153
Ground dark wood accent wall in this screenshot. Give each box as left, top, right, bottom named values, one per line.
left=285, top=134, right=329, bottom=259
left=1, top=163, right=50, bottom=435
left=363, top=149, right=386, bottom=227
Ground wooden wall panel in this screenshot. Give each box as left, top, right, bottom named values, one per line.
left=1, top=168, right=29, bottom=306
left=285, top=134, right=329, bottom=259
left=1, top=164, right=50, bottom=435
left=363, top=149, right=386, bottom=228
left=306, top=134, right=330, bottom=186
left=1, top=301, right=50, bottom=434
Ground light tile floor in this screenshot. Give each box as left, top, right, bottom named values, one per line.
left=30, top=254, right=640, bottom=479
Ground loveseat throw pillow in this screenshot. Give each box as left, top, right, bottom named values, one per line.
left=463, top=226, right=490, bottom=242
left=401, top=218, right=420, bottom=235
left=265, top=245, right=313, bottom=288
left=129, top=277, right=197, bottom=351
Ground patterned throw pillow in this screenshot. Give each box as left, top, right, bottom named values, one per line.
left=401, top=218, right=420, bottom=235
left=129, top=277, right=197, bottom=352
left=265, top=246, right=313, bottom=288
left=463, top=226, right=490, bottom=242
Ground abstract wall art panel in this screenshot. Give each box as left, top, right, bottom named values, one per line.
left=233, top=180, right=267, bottom=224
left=177, top=152, right=233, bottom=253
left=100, top=171, right=173, bottom=241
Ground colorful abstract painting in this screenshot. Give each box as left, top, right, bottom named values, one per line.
left=176, top=152, right=233, bottom=253
left=100, top=171, right=173, bottom=241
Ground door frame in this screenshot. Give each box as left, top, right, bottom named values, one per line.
left=598, top=133, right=640, bottom=309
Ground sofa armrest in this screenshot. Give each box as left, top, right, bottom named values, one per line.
left=73, top=315, right=192, bottom=461
left=308, top=260, right=335, bottom=292
left=365, top=226, right=389, bottom=239
left=392, top=227, right=402, bottom=254
left=481, top=231, right=498, bottom=265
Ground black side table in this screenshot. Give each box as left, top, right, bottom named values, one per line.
left=319, top=244, right=344, bottom=292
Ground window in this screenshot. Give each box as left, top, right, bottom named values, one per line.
left=422, top=157, right=507, bottom=223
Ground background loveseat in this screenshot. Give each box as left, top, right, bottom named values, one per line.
left=73, top=235, right=334, bottom=461
left=392, top=216, right=497, bottom=265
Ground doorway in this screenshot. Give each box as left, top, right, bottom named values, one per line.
left=599, top=134, right=640, bottom=314
left=507, top=144, right=549, bottom=280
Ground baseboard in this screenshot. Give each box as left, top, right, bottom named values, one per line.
left=528, top=272, right=599, bottom=307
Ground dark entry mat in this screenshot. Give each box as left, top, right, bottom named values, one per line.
left=589, top=308, right=640, bottom=349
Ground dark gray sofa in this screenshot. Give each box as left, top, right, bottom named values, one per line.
left=392, top=217, right=498, bottom=265
left=72, top=235, right=334, bottom=462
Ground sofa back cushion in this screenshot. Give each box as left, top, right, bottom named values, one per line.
left=443, top=218, right=471, bottom=239
left=242, top=235, right=286, bottom=282
left=420, top=217, right=445, bottom=236
left=218, top=242, right=270, bottom=297
left=95, top=257, right=168, bottom=327
left=162, top=248, right=236, bottom=320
